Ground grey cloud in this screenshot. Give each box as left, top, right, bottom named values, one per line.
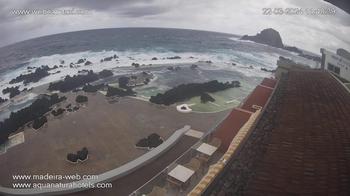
left=286, top=0, right=326, bottom=7
left=0, top=0, right=349, bottom=53
left=335, top=8, right=350, bottom=26
left=117, top=5, right=170, bottom=17
left=0, top=0, right=170, bottom=46
left=285, top=0, right=350, bottom=26
left=12, top=0, right=155, bottom=11
left=0, top=0, right=162, bottom=22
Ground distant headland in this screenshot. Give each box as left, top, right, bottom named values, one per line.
left=241, top=28, right=321, bottom=62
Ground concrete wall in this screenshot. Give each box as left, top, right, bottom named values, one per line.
left=346, top=83, right=350, bottom=90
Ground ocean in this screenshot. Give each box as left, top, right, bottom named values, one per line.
left=0, top=27, right=320, bottom=118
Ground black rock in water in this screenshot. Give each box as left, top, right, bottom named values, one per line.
left=0, top=93, right=66, bottom=145
left=118, top=76, right=129, bottom=89
left=144, top=78, right=151, bottom=84
left=106, top=86, right=135, bottom=97
left=2, top=86, right=20, bottom=98
left=167, top=66, right=174, bottom=71
left=261, top=68, right=276, bottom=73
left=0, top=97, right=8, bottom=104
left=132, top=63, right=140, bottom=68
left=84, top=61, right=92, bottom=65
left=9, top=65, right=50, bottom=84
left=48, top=71, right=100, bottom=92
left=78, top=69, right=90, bottom=74
left=167, top=56, right=181, bottom=59
left=27, top=66, right=36, bottom=70
left=241, top=28, right=284, bottom=48
left=150, top=80, right=240, bottom=105
left=103, top=56, right=113, bottom=61
left=200, top=92, right=215, bottom=103
left=77, top=59, right=85, bottom=64
left=82, top=83, right=105, bottom=93
left=98, top=69, right=113, bottom=78
left=284, top=46, right=303, bottom=54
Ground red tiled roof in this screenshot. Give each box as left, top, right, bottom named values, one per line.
left=209, top=70, right=350, bottom=195
left=245, top=70, right=350, bottom=195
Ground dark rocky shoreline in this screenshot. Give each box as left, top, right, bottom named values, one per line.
left=0, top=94, right=66, bottom=145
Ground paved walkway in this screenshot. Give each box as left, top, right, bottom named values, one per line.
left=68, top=135, right=198, bottom=196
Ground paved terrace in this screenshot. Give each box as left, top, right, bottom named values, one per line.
left=0, top=77, right=276, bottom=196
left=71, top=77, right=277, bottom=196
left=207, top=70, right=350, bottom=195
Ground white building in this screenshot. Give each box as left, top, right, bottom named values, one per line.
left=320, top=48, right=350, bottom=81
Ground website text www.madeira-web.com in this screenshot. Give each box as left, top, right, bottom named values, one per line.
left=11, top=173, right=112, bottom=190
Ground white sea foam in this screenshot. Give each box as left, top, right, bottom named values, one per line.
left=0, top=47, right=317, bottom=99
left=228, top=37, right=255, bottom=43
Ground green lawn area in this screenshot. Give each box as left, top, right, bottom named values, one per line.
left=180, top=88, right=245, bottom=112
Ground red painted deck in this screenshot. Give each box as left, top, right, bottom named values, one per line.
left=213, top=77, right=276, bottom=152
left=213, top=108, right=252, bottom=152
left=241, top=85, right=273, bottom=112
left=261, top=78, right=277, bottom=88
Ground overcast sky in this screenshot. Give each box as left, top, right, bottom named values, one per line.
left=0, top=0, right=349, bottom=53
